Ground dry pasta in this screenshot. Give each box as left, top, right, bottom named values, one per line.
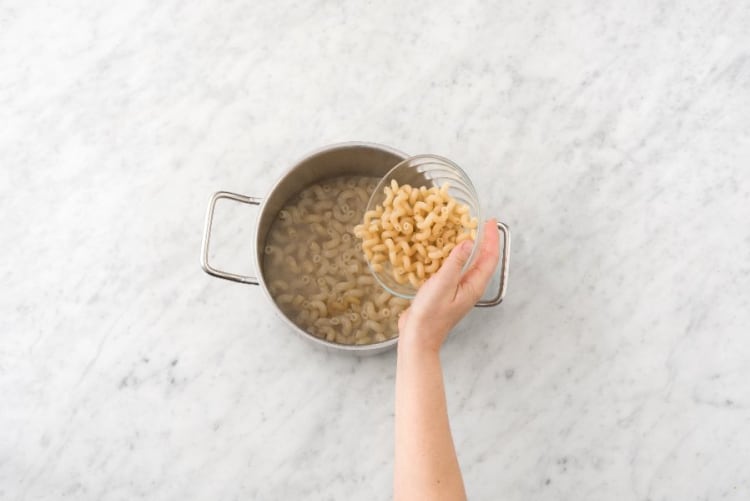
left=263, top=176, right=409, bottom=345
left=354, top=180, right=478, bottom=288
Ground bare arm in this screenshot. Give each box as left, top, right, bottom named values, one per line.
left=395, top=339, right=464, bottom=500
left=394, top=220, right=501, bottom=501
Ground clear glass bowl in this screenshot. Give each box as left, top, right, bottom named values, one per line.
left=364, top=154, right=484, bottom=299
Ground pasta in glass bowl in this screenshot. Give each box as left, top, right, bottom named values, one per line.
left=357, top=154, right=484, bottom=299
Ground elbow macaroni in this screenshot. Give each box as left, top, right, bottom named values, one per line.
left=263, top=176, right=409, bottom=345
left=354, top=180, right=478, bottom=288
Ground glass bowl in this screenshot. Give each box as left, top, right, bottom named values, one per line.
left=363, top=154, right=484, bottom=299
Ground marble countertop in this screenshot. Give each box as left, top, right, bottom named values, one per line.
left=2, top=1, right=749, bottom=499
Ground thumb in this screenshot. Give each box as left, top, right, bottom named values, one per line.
left=433, top=240, right=473, bottom=287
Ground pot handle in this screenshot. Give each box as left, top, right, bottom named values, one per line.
left=200, top=191, right=262, bottom=285
left=475, top=221, right=511, bottom=307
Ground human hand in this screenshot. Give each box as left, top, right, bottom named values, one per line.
left=397, top=219, right=501, bottom=354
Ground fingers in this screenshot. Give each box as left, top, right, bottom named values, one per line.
left=432, top=238, right=474, bottom=288
left=460, top=219, right=500, bottom=303
left=398, top=308, right=410, bottom=332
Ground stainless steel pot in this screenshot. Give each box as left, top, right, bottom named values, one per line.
left=200, top=142, right=510, bottom=355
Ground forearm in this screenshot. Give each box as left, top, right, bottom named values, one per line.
left=394, top=336, right=466, bottom=501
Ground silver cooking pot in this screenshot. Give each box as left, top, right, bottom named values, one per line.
left=200, top=142, right=510, bottom=355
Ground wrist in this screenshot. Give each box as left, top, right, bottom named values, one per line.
left=397, top=325, right=443, bottom=358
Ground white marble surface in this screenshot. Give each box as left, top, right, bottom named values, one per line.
left=2, top=1, right=749, bottom=499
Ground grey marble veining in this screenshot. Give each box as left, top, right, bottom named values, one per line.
left=1, top=1, right=749, bottom=499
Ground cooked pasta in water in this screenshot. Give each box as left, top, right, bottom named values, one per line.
left=263, top=176, right=409, bottom=345
left=354, top=180, right=478, bottom=288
